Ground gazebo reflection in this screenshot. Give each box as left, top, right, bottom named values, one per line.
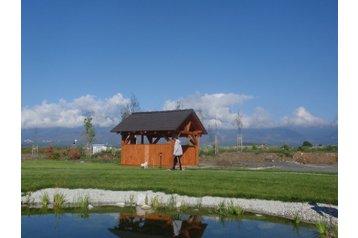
left=109, top=212, right=207, bottom=238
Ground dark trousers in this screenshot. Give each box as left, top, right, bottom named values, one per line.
left=172, top=155, right=182, bottom=170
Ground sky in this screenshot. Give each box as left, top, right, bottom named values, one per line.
left=21, top=0, right=338, bottom=129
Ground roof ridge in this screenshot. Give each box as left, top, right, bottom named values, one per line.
left=132, top=109, right=194, bottom=114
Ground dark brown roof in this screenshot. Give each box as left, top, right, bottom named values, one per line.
left=110, top=109, right=207, bottom=134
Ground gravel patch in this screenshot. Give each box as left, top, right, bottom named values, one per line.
left=22, top=188, right=337, bottom=224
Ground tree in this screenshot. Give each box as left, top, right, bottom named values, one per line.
left=282, top=144, right=290, bottom=150
left=302, top=140, right=313, bottom=147
left=84, top=116, right=95, bottom=154
left=175, top=100, right=183, bottom=110
left=121, top=94, right=141, bottom=121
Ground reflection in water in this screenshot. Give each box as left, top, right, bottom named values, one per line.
left=21, top=208, right=318, bottom=238
left=109, top=213, right=207, bottom=238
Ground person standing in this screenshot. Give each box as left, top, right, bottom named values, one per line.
left=171, top=136, right=183, bottom=170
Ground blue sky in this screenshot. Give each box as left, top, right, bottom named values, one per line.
left=21, top=0, right=338, bottom=129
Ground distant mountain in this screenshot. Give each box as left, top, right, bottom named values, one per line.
left=21, top=126, right=120, bottom=147
left=202, top=126, right=338, bottom=146
left=21, top=125, right=338, bottom=147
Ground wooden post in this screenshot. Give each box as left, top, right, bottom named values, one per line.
left=120, top=133, right=127, bottom=165
left=195, top=135, right=200, bottom=165
left=185, top=121, right=192, bottom=132
left=159, top=151, right=162, bottom=169
left=121, top=132, right=128, bottom=146
left=129, top=133, right=136, bottom=144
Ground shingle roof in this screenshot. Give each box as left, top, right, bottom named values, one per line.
left=110, top=109, right=207, bottom=134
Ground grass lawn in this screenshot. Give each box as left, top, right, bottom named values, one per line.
left=21, top=160, right=338, bottom=204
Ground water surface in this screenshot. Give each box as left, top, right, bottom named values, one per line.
left=22, top=208, right=318, bottom=238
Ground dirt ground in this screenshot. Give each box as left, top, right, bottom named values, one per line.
left=199, top=151, right=338, bottom=172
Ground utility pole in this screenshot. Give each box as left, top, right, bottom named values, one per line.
left=32, top=127, right=38, bottom=158
left=214, top=114, right=219, bottom=155
left=235, top=112, right=243, bottom=152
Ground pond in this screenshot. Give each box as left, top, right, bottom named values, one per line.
left=22, top=207, right=319, bottom=238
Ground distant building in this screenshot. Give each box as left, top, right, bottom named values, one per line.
left=92, top=144, right=108, bottom=154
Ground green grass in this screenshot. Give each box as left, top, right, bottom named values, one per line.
left=53, top=192, right=66, bottom=209
left=76, top=195, right=90, bottom=210
left=41, top=192, right=49, bottom=208
left=21, top=160, right=338, bottom=204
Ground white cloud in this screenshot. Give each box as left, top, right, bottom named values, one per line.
left=243, top=107, right=277, bottom=128
left=22, top=92, right=330, bottom=129
left=163, top=93, right=329, bottom=129
left=280, top=107, right=328, bottom=127
left=163, top=92, right=254, bottom=129
left=21, top=93, right=129, bottom=128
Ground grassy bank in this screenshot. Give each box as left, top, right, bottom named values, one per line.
left=21, top=160, right=337, bottom=204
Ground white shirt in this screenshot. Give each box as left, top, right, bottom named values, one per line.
left=173, top=139, right=183, bottom=156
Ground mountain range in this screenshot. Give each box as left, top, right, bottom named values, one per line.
left=21, top=125, right=338, bottom=147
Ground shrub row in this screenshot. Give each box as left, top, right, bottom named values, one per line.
left=23, top=146, right=121, bottom=161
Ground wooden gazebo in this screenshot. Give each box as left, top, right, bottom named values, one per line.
left=111, top=109, right=207, bottom=168
left=109, top=213, right=207, bottom=237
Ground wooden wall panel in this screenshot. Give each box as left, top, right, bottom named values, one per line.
left=121, top=144, right=145, bottom=166
left=181, top=145, right=197, bottom=165
left=148, top=144, right=172, bottom=168
left=121, top=143, right=199, bottom=168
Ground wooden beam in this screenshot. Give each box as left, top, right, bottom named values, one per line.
left=192, top=134, right=198, bottom=145
left=122, top=132, right=131, bottom=144
left=186, top=134, right=197, bottom=145
left=185, top=120, right=192, bottom=132
left=153, top=136, right=161, bottom=144
left=179, top=130, right=201, bottom=136
left=121, top=133, right=128, bottom=145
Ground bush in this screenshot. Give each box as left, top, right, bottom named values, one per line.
left=279, top=145, right=294, bottom=157
left=281, top=144, right=290, bottom=150
left=94, top=148, right=121, bottom=160
left=199, top=147, right=216, bottom=157
left=44, top=146, right=61, bottom=160
left=45, top=146, right=54, bottom=159
left=69, top=147, right=81, bottom=160
left=325, top=145, right=338, bottom=152
left=51, top=152, right=61, bottom=160
left=60, top=148, right=68, bottom=158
